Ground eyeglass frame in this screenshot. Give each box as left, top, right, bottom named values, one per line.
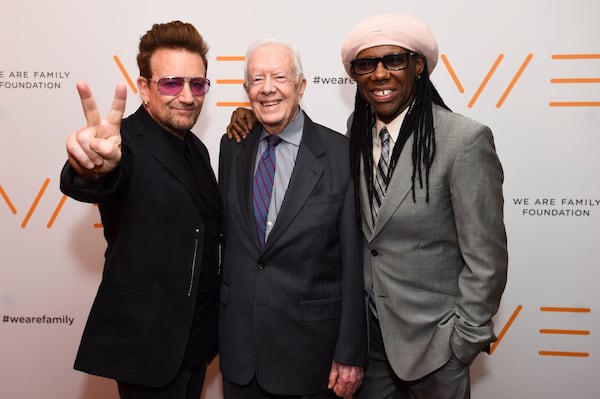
left=146, top=76, right=211, bottom=96
left=350, top=52, right=418, bottom=76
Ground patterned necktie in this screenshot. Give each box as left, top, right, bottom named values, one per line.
left=253, top=134, right=282, bottom=245
left=368, top=127, right=390, bottom=318
left=372, top=127, right=391, bottom=222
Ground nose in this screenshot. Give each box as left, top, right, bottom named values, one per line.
left=371, top=60, right=390, bottom=80
left=260, top=75, right=275, bottom=93
left=178, top=81, right=196, bottom=103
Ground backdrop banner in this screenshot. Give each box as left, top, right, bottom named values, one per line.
left=1, top=1, right=599, bottom=398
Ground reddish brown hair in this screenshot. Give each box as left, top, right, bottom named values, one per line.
left=137, top=20, right=209, bottom=79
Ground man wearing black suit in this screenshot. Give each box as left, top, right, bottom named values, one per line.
left=60, top=21, right=220, bottom=398
left=218, top=39, right=367, bottom=399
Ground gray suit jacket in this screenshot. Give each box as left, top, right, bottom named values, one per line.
left=218, top=111, right=367, bottom=395
left=362, top=105, right=508, bottom=380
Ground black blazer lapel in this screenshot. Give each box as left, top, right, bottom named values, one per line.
left=187, top=136, right=221, bottom=211
left=134, top=108, right=206, bottom=215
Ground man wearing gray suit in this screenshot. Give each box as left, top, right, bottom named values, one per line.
left=218, top=39, right=367, bottom=399
left=340, top=14, right=508, bottom=399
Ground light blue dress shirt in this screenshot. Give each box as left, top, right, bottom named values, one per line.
left=254, top=109, right=304, bottom=240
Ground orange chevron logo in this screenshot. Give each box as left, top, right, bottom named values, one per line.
left=440, top=53, right=533, bottom=108
left=1, top=180, right=101, bottom=229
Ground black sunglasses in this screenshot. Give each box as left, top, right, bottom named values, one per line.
left=350, top=52, right=417, bottom=76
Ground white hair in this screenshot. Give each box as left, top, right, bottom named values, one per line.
left=244, top=38, right=304, bottom=83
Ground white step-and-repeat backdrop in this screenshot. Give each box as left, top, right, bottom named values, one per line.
left=1, top=1, right=599, bottom=398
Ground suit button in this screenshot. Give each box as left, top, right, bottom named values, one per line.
left=370, top=249, right=378, bottom=256
left=257, top=263, right=265, bottom=270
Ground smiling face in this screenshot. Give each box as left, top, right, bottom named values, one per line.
left=138, top=48, right=207, bottom=139
left=352, top=45, right=424, bottom=124
left=244, top=42, right=306, bottom=134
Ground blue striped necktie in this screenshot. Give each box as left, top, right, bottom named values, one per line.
left=253, top=134, right=282, bottom=245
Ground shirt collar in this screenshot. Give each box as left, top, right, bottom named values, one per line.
left=374, top=106, right=409, bottom=144
left=260, top=107, right=304, bottom=147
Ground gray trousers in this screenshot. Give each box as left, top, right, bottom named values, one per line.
left=355, top=310, right=470, bottom=399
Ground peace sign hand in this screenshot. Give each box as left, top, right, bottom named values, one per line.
left=65, top=81, right=126, bottom=180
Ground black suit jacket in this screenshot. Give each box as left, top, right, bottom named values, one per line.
left=218, top=111, right=367, bottom=395
left=60, top=106, right=221, bottom=387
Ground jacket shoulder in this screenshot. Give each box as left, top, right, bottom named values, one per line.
left=304, top=114, right=348, bottom=147
left=434, top=105, right=488, bottom=132
left=433, top=106, right=493, bottom=147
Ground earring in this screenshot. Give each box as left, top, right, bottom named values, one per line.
left=144, top=100, right=149, bottom=106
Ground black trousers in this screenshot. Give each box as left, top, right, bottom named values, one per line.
left=117, top=363, right=207, bottom=399
left=223, top=377, right=337, bottom=399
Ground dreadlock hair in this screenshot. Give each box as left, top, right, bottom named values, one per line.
left=349, top=63, right=451, bottom=220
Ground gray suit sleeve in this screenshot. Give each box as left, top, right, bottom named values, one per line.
left=449, top=124, right=508, bottom=365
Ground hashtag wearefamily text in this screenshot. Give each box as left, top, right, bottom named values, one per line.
left=3, top=314, right=75, bottom=325
left=311, top=75, right=355, bottom=85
